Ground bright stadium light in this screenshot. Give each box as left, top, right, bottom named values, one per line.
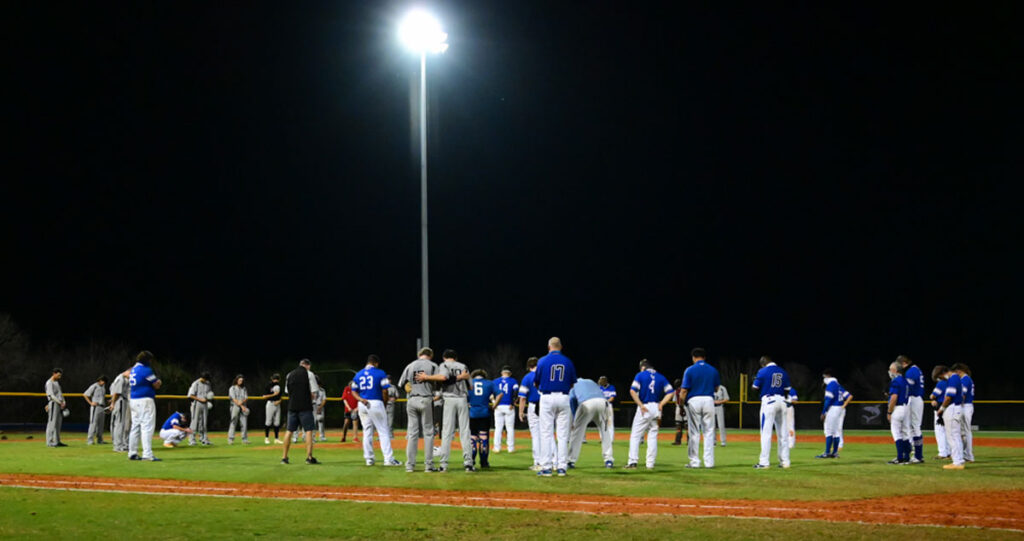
left=399, top=9, right=449, bottom=54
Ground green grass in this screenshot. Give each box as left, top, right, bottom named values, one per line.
left=1, top=429, right=1022, bottom=501
left=2, top=487, right=1022, bottom=541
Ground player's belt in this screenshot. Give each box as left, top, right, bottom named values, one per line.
left=540, top=391, right=566, bottom=395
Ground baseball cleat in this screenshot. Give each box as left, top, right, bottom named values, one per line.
left=465, top=465, right=477, bottom=473
left=366, top=459, right=375, bottom=466
left=815, top=453, right=830, bottom=459
left=943, top=463, right=965, bottom=470
left=909, top=457, right=923, bottom=464
left=274, top=439, right=284, bottom=444
left=163, top=442, right=176, bottom=448
left=779, top=463, right=791, bottom=469
left=280, top=458, right=289, bottom=464
left=720, top=443, right=727, bottom=447
left=529, top=464, right=542, bottom=471
left=426, top=467, right=438, bottom=473
left=557, top=468, right=567, bottom=476
left=385, top=459, right=402, bottom=467
left=537, top=469, right=553, bottom=477
left=887, top=458, right=902, bottom=465
left=128, top=454, right=141, bottom=461
left=685, top=464, right=700, bottom=469
left=753, top=464, right=769, bottom=469
left=567, top=462, right=576, bottom=469
left=604, top=460, right=614, bottom=469
left=623, top=463, right=638, bottom=470
left=305, top=457, right=320, bottom=465
left=265, top=438, right=270, bottom=444
left=439, top=466, right=448, bottom=473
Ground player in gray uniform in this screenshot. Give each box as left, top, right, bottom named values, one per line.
left=398, top=348, right=441, bottom=472
left=108, top=370, right=131, bottom=452
left=45, top=368, right=67, bottom=447
left=84, top=375, right=109, bottom=445
left=263, top=374, right=283, bottom=444
left=313, top=377, right=327, bottom=442
left=227, top=374, right=250, bottom=444
left=416, top=349, right=473, bottom=472
left=385, top=377, right=399, bottom=438
left=187, top=372, right=213, bottom=445
left=714, top=384, right=730, bottom=446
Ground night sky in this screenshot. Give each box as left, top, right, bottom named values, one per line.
left=3, top=3, right=1020, bottom=387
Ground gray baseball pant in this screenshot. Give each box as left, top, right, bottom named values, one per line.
left=46, top=404, right=63, bottom=446
left=87, top=405, right=106, bottom=444
left=228, top=405, right=248, bottom=443
left=189, top=402, right=210, bottom=444
left=111, top=400, right=130, bottom=451
left=405, top=396, right=435, bottom=470
left=440, top=397, right=472, bottom=468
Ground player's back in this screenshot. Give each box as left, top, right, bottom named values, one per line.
left=632, top=369, right=671, bottom=403
left=905, top=365, right=924, bottom=397
left=440, top=361, right=469, bottom=397
left=468, top=378, right=494, bottom=417
left=946, top=373, right=963, bottom=404
left=355, top=367, right=388, bottom=400
left=129, top=363, right=157, bottom=399
left=753, top=365, right=790, bottom=397
left=403, top=358, right=438, bottom=397
left=536, top=352, right=576, bottom=393
left=493, top=376, right=517, bottom=405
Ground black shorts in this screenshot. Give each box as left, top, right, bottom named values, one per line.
left=470, top=416, right=491, bottom=434
left=287, top=410, right=315, bottom=432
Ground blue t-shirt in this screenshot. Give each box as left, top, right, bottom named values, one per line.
left=353, top=366, right=390, bottom=401
left=681, top=361, right=720, bottom=399
left=945, top=373, right=963, bottom=405
left=535, top=351, right=577, bottom=394
left=961, top=375, right=974, bottom=404
left=162, top=412, right=185, bottom=431
left=904, top=365, right=924, bottom=398
left=129, top=362, right=159, bottom=399
left=492, top=376, right=518, bottom=406
left=889, top=375, right=909, bottom=406
left=930, top=379, right=947, bottom=402
left=752, top=364, right=791, bottom=399
left=468, top=378, right=496, bottom=418
left=518, top=370, right=540, bottom=403
left=630, top=369, right=673, bottom=404
left=601, top=384, right=616, bottom=401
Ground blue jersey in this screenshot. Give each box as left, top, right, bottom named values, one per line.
left=961, top=375, right=974, bottom=404
left=930, top=379, right=947, bottom=402
left=752, top=364, right=791, bottom=399
left=519, top=370, right=540, bottom=403
left=534, top=351, right=577, bottom=394
left=945, top=373, right=963, bottom=405
left=468, top=378, right=497, bottom=418
left=492, top=376, right=518, bottom=406
left=601, top=384, right=617, bottom=401
left=353, top=366, right=390, bottom=401
left=888, top=375, right=909, bottom=406
left=822, top=379, right=844, bottom=413
left=681, top=361, right=720, bottom=399
left=904, top=365, right=924, bottom=398
left=129, top=362, right=159, bottom=399
left=161, top=412, right=185, bottom=431
left=630, top=369, right=673, bottom=404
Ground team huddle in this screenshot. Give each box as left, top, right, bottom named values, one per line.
left=42, top=343, right=977, bottom=473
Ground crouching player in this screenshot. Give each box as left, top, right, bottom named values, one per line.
left=468, top=370, right=501, bottom=471
left=160, top=412, right=192, bottom=447
left=886, top=362, right=912, bottom=464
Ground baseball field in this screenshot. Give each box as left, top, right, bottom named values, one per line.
left=2, top=428, right=1023, bottom=540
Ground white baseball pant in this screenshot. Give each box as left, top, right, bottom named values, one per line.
left=942, top=405, right=964, bottom=465
left=786, top=404, right=796, bottom=448
left=890, top=404, right=910, bottom=441
left=494, top=404, right=515, bottom=453
left=758, top=395, right=789, bottom=467
left=568, top=397, right=613, bottom=464
left=527, top=402, right=540, bottom=465
left=628, top=403, right=661, bottom=468
left=823, top=405, right=843, bottom=438
left=907, top=396, right=923, bottom=439
left=933, top=410, right=950, bottom=457
left=159, top=428, right=188, bottom=446
left=359, top=400, right=395, bottom=464
left=686, top=396, right=716, bottom=468
left=961, top=403, right=974, bottom=461
left=538, top=393, right=571, bottom=471
left=128, top=397, right=156, bottom=459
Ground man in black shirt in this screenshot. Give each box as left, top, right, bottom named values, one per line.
left=263, top=374, right=283, bottom=444
left=281, top=359, right=318, bottom=465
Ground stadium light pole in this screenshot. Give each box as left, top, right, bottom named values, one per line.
left=399, top=9, right=448, bottom=350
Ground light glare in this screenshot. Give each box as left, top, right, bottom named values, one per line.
left=399, top=10, right=449, bottom=54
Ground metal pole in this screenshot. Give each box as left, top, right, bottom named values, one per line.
left=419, top=52, right=430, bottom=348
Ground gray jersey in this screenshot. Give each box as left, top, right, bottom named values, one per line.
left=313, top=387, right=326, bottom=408
left=109, top=374, right=128, bottom=399
left=399, top=358, right=439, bottom=397
left=439, top=360, right=469, bottom=398
left=229, top=385, right=248, bottom=404
left=85, top=382, right=106, bottom=406
left=45, top=379, right=63, bottom=404
left=188, top=379, right=212, bottom=402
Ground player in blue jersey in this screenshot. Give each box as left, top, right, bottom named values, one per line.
left=680, top=348, right=721, bottom=468
left=886, top=362, right=912, bottom=464
left=598, top=376, right=616, bottom=446
left=937, top=366, right=966, bottom=469
left=128, top=350, right=163, bottom=461
left=817, top=369, right=852, bottom=459
left=751, top=356, right=791, bottom=468
left=533, top=337, right=578, bottom=477
left=626, top=359, right=674, bottom=470
left=468, top=370, right=502, bottom=470
left=352, top=355, right=401, bottom=467
left=929, top=365, right=951, bottom=460
left=898, top=356, right=925, bottom=462
left=835, top=385, right=852, bottom=456
left=159, top=411, right=192, bottom=447
left=492, top=366, right=518, bottom=454
left=517, top=357, right=544, bottom=470
left=953, top=363, right=975, bottom=463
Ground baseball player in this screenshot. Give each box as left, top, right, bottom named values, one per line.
left=533, top=337, right=578, bottom=477
left=159, top=411, right=192, bottom=447
left=625, top=359, right=673, bottom=470
left=898, top=355, right=925, bottom=462
left=817, top=369, right=851, bottom=459
left=785, top=386, right=797, bottom=448
left=398, top=347, right=439, bottom=472
left=313, top=377, right=327, bottom=442
left=929, top=365, right=951, bottom=460
left=953, top=363, right=975, bottom=462
left=263, top=373, right=283, bottom=444
left=187, top=372, right=213, bottom=446
left=468, top=369, right=502, bottom=470
left=492, top=366, right=519, bottom=453
left=416, top=349, right=473, bottom=472
left=353, top=354, right=402, bottom=466
left=517, top=357, right=543, bottom=470
left=835, top=384, right=852, bottom=456
left=598, top=376, right=616, bottom=442
left=44, top=368, right=67, bottom=447
left=680, top=348, right=720, bottom=469
left=108, top=369, right=132, bottom=452
left=83, top=375, right=109, bottom=445
left=671, top=378, right=685, bottom=446
left=340, top=380, right=360, bottom=442
left=227, top=374, right=250, bottom=445
left=714, top=383, right=729, bottom=446
left=385, top=376, right=399, bottom=438
left=886, top=362, right=912, bottom=464
left=752, top=356, right=791, bottom=468
left=128, top=350, right=162, bottom=461
left=937, top=365, right=966, bottom=469
left=567, top=377, right=614, bottom=468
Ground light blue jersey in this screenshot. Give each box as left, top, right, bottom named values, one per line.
left=569, top=378, right=606, bottom=410
left=493, top=376, right=518, bottom=406
left=630, top=369, right=673, bottom=404
left=354, top=366, right=390, bottom=401
left=752, top=363, right=791, bottom=399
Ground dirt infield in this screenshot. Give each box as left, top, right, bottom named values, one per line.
left=1, top=473, right=1021, bottom=531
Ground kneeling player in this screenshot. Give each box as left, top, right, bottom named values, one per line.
left=159, top=412, right=192, bottom=447
left=468, top=370, right=501, bottom=471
